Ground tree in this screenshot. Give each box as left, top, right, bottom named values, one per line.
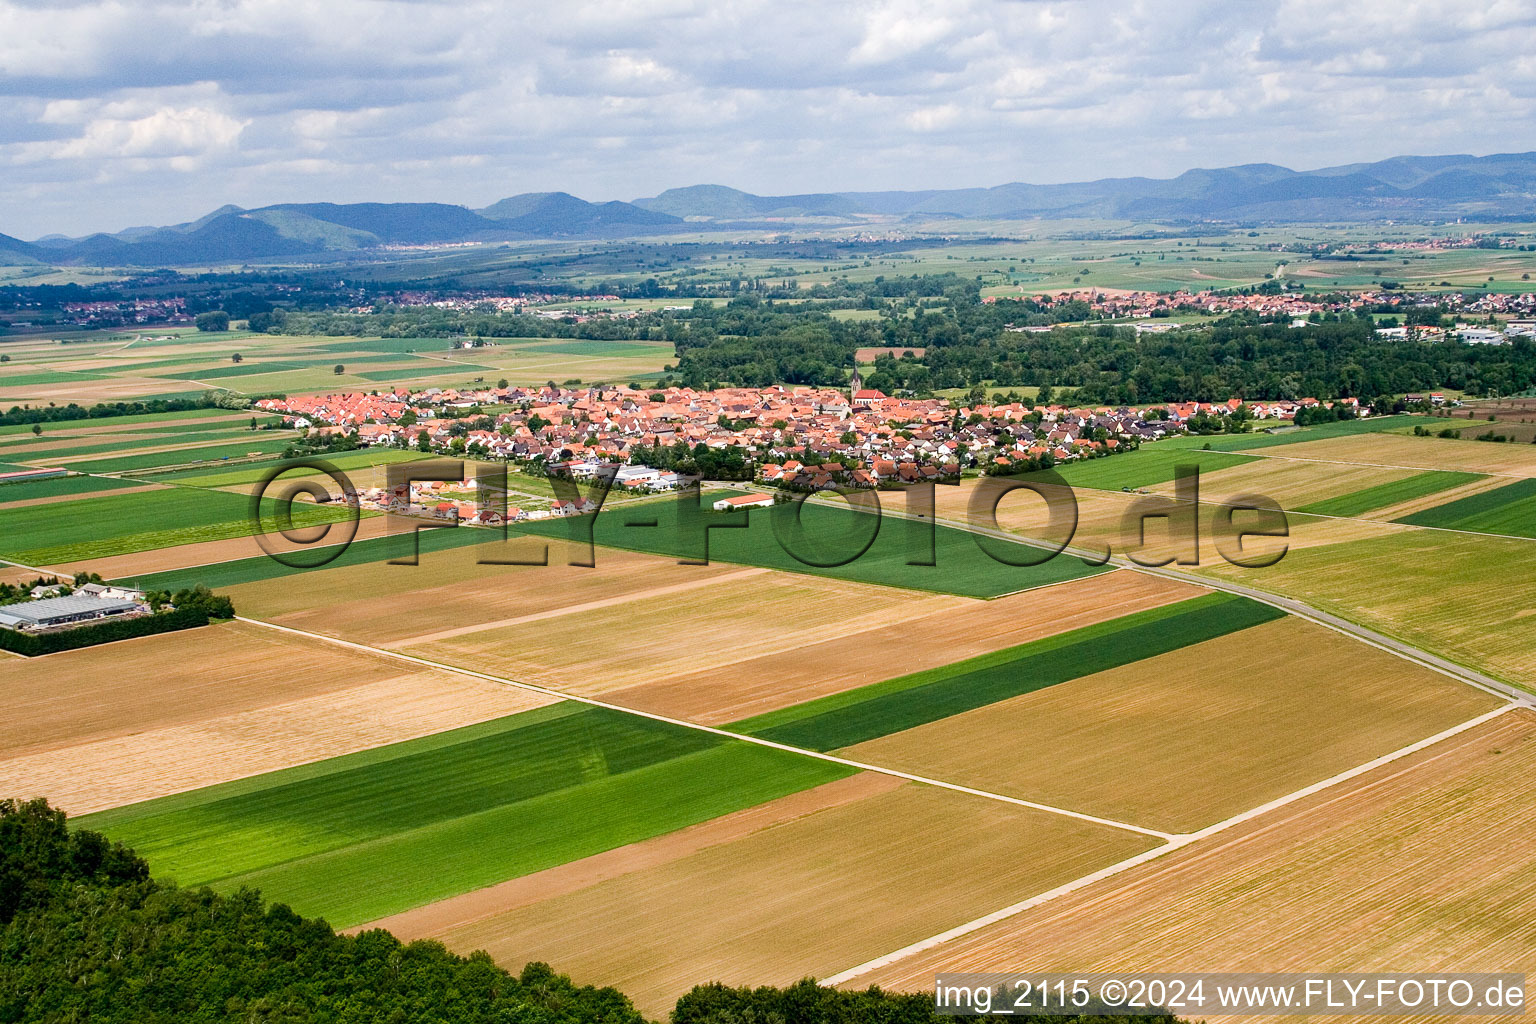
left=497, top=378, right=509, bottom=389
left=416, top=430, right=431, bottom=452
left=31, top=424, right=41, bottom=436
left=230, top=352, right=243, bottom=364
left=333, top=363, right=345, bottom=375
left=194, top=310, right=230, bottom=332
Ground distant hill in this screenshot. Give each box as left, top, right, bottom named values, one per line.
left=8, top=152, right=1536, bottom=268
left=641, top=153, right=1536, bottom=223
left=478, top=191, right=679, bottom=233
left=0, top=232, right=41, bottom=264
left=636, top=184, right=865, bottom=220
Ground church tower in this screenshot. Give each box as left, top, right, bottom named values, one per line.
left=849, top=364, right=863, bottom=398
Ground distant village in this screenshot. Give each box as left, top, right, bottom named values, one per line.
left=254, top=374, right=1381, bottom=519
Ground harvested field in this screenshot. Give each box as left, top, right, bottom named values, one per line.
left=1258, top=433, right=1536, bottom=477
left=604, top=570, right=1205, bottom=723
left=735, top=593, right=1285, bottom=752
left=855, top=346, right=927, bottom=361
left=851, top=710, right=1536, bottom=1024
left=404, top=782, right=1158, bottom=1018
left=227, top=541, right=779, bottom=645
left=842, top=616, right=1501, bottom=833
left=1200, top=529, right=1536, bottom=686
left=404, top=567, right=950, bottom=693
left=0, top=619, right=550, bottom=812
left=1155, top=458, right=1431, bottom=511
left=0, top=670, right=553, bottom=815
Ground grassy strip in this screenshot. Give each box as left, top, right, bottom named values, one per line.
left=83, top=704, right=852, bottom=926
left=1295, top=471, right=1484, bottom=518
left=1394, top=477, right=1536, bottom=538
left=734, top=592, right=1286, bottom=751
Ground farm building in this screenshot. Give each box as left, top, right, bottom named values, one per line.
left=712, top=494, right=775, bottom=512
left=0, top=593, right=147, bottom=632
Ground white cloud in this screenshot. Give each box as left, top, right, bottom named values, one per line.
left=1, top=0, right=1534, bottom=236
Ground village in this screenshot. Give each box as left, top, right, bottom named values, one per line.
left=255, top=374, right=1378, bottom=522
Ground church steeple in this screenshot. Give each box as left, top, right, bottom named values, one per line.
left=849, top=364, right=863, bottom=398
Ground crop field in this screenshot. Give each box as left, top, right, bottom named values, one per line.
left=1155, top=414, right=1423, bottom=452
left=842, top=616, right=1500, bottom=833
left=1199, top=529, right=1536, bottom=685
left=80, top=703, right=853, bottom=927
left=1041, top=448, right=1253, bottom=491
left=1294, top=470, right=1485, bottom=518
left=223, top=540, right=758, bottom=643
left=732, top=592, right=1284, bottom=751
left=0, top=619, right=552, bottom=813
left=852, top=710, right=1536, bottom=1005
left=58, top=434, right=299, bottom=473
left=1394, top=477, right=1536, bottom=538
left=152, top=447, right=435, bottom=489
left=0, top=472, right=147, bottom=504
left=927, top=477, right=1384, bottom=570
left=1145, top=457, right=1425, bottom=512
left=604, top=569, right=1206, bottom=723
left=402, top=567, right=953, bottom=692
left=513, top=490, right=1112, bottom=598
left=0, top=484, right=359, bottom=565
left=1259, top=432, right=1536, bottom=476
left=383, top=781, right=1157, bottom=1017
left=0, top=325, right=673, bottom=402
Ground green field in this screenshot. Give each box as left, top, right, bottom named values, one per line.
left=4, top=427, right=279, bottom=463
left=1394, top=477, right=1536, bottom=538
left=515, top=489, right=1112, bottom=598
left=80, top=703, right=852, bottom=926
left=1040, top=448, right=1254, bottom=491
left=0, top=473, right=145, bottom=502
left=732, top=592, right=1285, bottom=750
left=153, top=447, right=435, bottom=488
left=1294, top=471, right=1486, bottom=518
left=61, top=436, right=298, bottom=473
left=0, top=408, right=239, bottom=436
left=0, top=485, right=358, bottom=564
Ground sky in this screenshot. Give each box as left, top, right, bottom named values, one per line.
left=3, top=0, right=1536, bottom=238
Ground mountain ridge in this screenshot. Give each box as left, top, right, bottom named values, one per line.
left=8, top=152, right=1536, bottom=267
